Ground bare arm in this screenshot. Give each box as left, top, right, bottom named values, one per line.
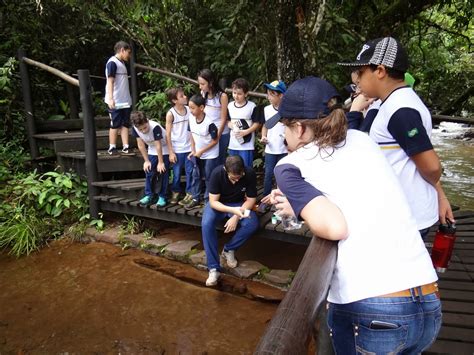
left=218, top=93, right=229, bottom=137
left=106, top=77, right=115, bottom=109
left=435, top=181, right=455, bottom=224
left=209, top=193, right=245, bottom=217
left=300, top=196, right=348, bottom=241
left=410, top=149, right=442, bottom=186
left=165, top=111, right=176, bottom=163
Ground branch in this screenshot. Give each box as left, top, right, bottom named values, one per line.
left=232, top=30, right=252, bottom=62
left=311, top=0, right=326, bottom=36
left=420, top=18, right=472, bottom=48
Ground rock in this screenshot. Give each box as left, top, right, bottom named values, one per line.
left=87, top=227, right=120, bottom=244
left=263, top=269, right=293, bottom=285
left=189, top=250, right=207, bottom=266
left=123, top=234, right=144, bottom=247
left=230, top=260, right=265, bottom=279
left=145, top=237, right=172, bottom=249
left=163, top=240, right=200, bottom=260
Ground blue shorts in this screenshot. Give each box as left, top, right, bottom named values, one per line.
left=109, top=108, right=131, bottom=129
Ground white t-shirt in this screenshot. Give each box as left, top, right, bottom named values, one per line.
left=275, top=130, right=437, bottom=304
left=168, top=106, right=191, bottom=153
left=264, top=105, right=287, bottom=155
left=189, top=114, right=219, bottom=160
left=104, top=56, right=131, bottom=107
left=204, top=92, right=229, bottom=135
left=132, top=120, right=168, bottom=156
left=369, top=87, right=438, bottom=230
left=228, top=100, right=257, bottom=151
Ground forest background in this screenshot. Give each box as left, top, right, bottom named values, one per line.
left=0, top=0, right=472, bottom=255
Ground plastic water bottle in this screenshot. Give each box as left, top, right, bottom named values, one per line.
left=431, top=221, right=456, bottom=273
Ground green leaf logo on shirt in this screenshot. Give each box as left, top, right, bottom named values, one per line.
left=407, top=128, right=419, bottom=138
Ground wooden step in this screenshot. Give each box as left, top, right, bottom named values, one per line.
left=35, top=116, right=111, bottom=133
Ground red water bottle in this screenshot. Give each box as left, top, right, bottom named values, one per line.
left=431, top=221, right=456, bottom=273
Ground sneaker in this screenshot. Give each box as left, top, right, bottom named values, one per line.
left=257, top=202, right=269, bottom=214
left=108, top=147, right=118, bottom=155
left=178, top=193, right=192, bottom=206
left=206, top=268, right=220, bottom=286
left=221, top=249, right=238, bottom=268
left=120, top=146, right=135, bottom=155
left=156, top=196, right=167, bottom=207
left=184, top=199, right=201, bottom=210
left=170, top=191, right=180, bottom=204
left=139, top=195, right=154, bottom=206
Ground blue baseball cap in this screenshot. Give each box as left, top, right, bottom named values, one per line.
left=263, top=80, right=287, bottom=94
left=265, top=76, right=340, bottom=129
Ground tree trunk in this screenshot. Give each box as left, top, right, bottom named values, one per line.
left=275, top=0, right=306, bottom=83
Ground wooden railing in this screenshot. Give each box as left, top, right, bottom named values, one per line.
left=17, top=49, right=99, bottom=219
left=255, top=237, right=337, bottom=354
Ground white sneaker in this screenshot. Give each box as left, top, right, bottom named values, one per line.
left=221, top=249, right=238, bottom=268
left=206, top=268, right=220, bottom=286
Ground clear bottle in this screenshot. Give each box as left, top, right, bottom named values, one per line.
left=431, top=221, right=456, bottom=273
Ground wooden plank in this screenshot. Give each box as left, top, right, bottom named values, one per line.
left=442, top=313, right=474, bottom=329
left=33, top=130, right=109, bottom=141
left=119, top=198, right=136, bottom=205
left=438, top=326, right=474, bottom=344
left=438, top=270, right=472, bottom=282
left=439, top=280, right=474, bottom=292
left=440, top=289, right=474, bottom=302
left=453, top=210, right=474, bottom=218
left=35, top=116, right=111, bottom=132
left=441, top=300, right=474, bottom=314
left=427, top=339, right=474, bottom=355
left=109, top=197, right=126, bottom=204
left=92, top=178, right=144, bottom=187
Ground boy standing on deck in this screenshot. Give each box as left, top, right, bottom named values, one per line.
left=227, top=78, right=261, bottom=168
left=186, top=94, right=219, bottom=210
left=105, top=41, right=132, bottom=155
left=258, top=80, right=287, bottom=213
left=165, top=87, right=193, bottom=205
left=338, top=37, right=454, bottom=236
left=131, top=111, right=168, bottom=207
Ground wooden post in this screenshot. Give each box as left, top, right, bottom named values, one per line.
left=78, top=69, right=99, bottom=219
left=254, top=237, right=337, bottom=354
left=129, top=41, right=138, bottom=109
left=17, top=48, right=39, bottom=159
left=66, top=82, right=79, bottom=119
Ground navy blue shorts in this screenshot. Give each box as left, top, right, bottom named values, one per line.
left=109, top=108, right=131, bottom=129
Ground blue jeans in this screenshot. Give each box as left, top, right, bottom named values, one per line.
left=171, top=152, right=193, bottom=194
left=217, top=133, right=230, bottom=166
left=327, top=291, right=442, bottom=354
left=201, top=202, right=259, bottom=270
left=228, top=149, right=254, bottom=168
left=190, top=157, right=218, bottom=202
left=419, top=227, right=431, bottom=240
left=263, top=153, right=287, bottom=196
left=144, top=155, right=169, bottom=198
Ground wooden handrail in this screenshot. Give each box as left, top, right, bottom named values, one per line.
left=255, top=236, right=337, bottom=354
left=135, top=63, right=267, bottom=99
left=22, top=57, right=79, bottom=87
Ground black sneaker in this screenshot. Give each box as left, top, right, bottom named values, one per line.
left=121, top=146, right=129, bottom=154
left=108, top=147, right=118, bottom=155
left=184, top=199, right=201, bottom=210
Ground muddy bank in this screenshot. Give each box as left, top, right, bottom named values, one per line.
left=0, top=240, right=278, bottom=354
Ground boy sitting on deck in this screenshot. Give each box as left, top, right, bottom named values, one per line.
left=131, top=111, right=169, bottom=207
left=165, top=87, right=193, bottom=205
left=227, top=78, right=261, bottom=168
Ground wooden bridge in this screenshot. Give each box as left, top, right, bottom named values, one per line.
left=18, top=48, right=474, bottom=354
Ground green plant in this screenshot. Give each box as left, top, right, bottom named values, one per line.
left=143, top=229, right=155, bottom=240
left=12, top=170, right=88, bottom=220
left=122, top=215, right=143, bottom=234
left=0, top=206, right=61, bottom=257
left=67, top=220, right=89, bottom=243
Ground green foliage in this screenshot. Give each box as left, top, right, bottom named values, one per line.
left=0, top=206, right=62, bottom=257
left=121, top=215, right=143, bottom=235
left=0, top=141, right=30, bottom=183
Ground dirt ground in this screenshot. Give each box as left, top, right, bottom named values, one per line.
left=0, top=239, right=281, bottom=354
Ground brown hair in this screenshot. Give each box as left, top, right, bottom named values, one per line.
left=166, top=87, right=184, bottom=104
left=281, top=102, right=347, bottom=152
left=130, top=111, right=148, bottom=126
left=232, top=78, right=250, bottom=93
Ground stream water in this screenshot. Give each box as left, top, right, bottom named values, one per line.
left=432, top=122, right=474, bottom=211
